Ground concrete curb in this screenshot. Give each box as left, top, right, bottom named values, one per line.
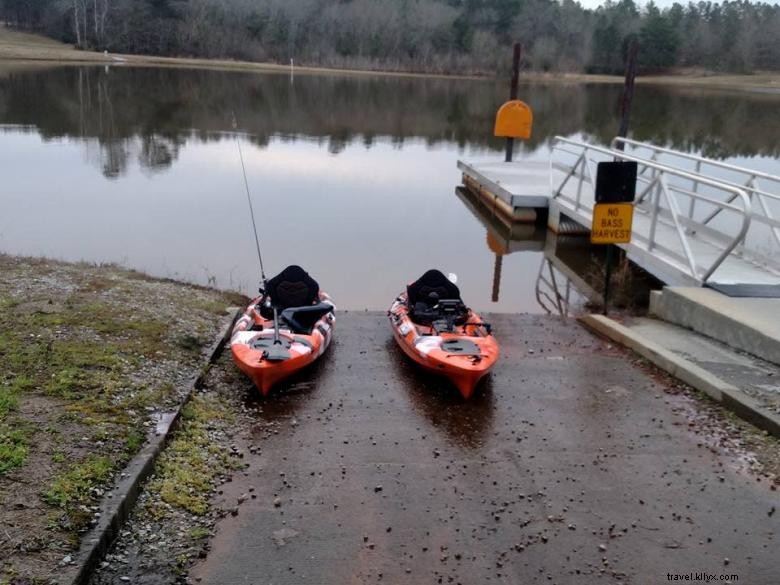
left=62, top=308, right=241, bottom=585
left=579, top=314, right=780, bottom=439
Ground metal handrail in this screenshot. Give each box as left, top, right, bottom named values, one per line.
left=611, top=137, right=780, bottom=183
left=535, top=258, right=572, bottom=317
left=551, top=136, right=753, bottom=283
left=612, top=136, right=780, bottom=247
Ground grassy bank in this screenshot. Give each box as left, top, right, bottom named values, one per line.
left=91, top=354, right=256, bottom=584
left=1, top=26, right=779, bottom=92
left=0, top=254, right=245, bottom=583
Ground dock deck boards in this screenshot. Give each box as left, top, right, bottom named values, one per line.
left=458, top=159, right=550, bottom=209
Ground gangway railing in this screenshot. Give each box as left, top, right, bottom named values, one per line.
left=611, top=137, right=780, bottom=260
left=535, top=258, right=574, bottom=317
left=551, top=136, right=755, bottom=284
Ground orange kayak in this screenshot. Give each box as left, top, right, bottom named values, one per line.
left=230, top=266, right=335, bottom=396
left=388, top=270, right=498, bottom=399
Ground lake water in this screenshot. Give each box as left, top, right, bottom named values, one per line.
left=1, top=65, right=779, bottom=312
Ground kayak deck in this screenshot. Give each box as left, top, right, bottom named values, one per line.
left=230, top=291, right=335, bottom=396
left=388, top=293, right=499, bottom=398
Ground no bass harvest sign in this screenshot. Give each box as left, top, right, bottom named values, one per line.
left=591, top=203, right=633, bottom=244
left=591, top=160, right=638, bottom=244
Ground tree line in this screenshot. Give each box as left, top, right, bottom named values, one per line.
left=2, top=0, right=780, bottom=74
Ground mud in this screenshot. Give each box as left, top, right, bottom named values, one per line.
left=187, top=313, right=778, bottom=585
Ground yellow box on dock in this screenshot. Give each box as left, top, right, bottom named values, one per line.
left=591, top=203, right=634, bottom=244
left=494, top=100, right=532, bottom=139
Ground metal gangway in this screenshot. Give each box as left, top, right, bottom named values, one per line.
left=549, top=136, right=780, bottom=287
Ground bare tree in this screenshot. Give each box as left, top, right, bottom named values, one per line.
left=72, top=0, right=82, bottom=47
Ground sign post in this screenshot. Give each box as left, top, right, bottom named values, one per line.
left=592, top=161, right=638, bottom=315
left=505, top=42, right=522, bottom=162
left=616, top=40, right=639, bottom=149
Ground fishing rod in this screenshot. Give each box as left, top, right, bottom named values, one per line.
left=232, top=114, right=286, bottom=355
left=233, top=113, right=268, bottom=289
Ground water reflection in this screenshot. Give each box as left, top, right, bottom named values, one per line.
left=535, top=234, right=597, bottom=317
left=1, top=64, right=778, bottom=309
left=454, top=186, right=546, bottom=303
left=2, top=65, right=780, bottom=179
left=454, top=185, right=596, bottom=315
left=454, top=169, right=676, bottom=315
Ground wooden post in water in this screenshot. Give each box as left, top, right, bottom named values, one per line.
left=504, top=42, right=522, bottom=162
left=615, top=40, right=639, bottom=150
left=491, top=254, right=503, bottom=302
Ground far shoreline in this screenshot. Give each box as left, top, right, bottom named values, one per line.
left=1, top=26, right=779, bottom=94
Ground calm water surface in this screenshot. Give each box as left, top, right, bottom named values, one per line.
left=2, top=65, right=779, bottom=311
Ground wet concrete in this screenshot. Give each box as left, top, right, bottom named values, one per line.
left=192, top=313, right=778, bottom=585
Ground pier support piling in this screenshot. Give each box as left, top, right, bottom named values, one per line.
left=504, top=42, right=522, bottom=162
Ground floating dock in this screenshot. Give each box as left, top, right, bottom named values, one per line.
left=461, top=138, right=780, bottom=289
left=457, top=159, right=549, bottom=223
left=458, top=138, right=780, bottom=365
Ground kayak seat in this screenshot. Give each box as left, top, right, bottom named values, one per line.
left=261, top=265, right=321, bottom=318
left=407, top=270, right=467, bottom=325
left=281, top=303, right=333, bottom=334
left=407, top=269, right=461, bottom=306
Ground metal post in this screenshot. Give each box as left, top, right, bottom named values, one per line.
left=504, top=42, right=522, bottom=162
left=603, top=245, right=614, bottom=316
left=615, top=40, right=638, bottom=149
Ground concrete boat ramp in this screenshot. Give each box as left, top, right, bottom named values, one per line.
left=190, top=315, right=779, bottom=585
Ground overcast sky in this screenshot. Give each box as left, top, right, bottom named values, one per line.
left=578, top=0, right=780, bottom=8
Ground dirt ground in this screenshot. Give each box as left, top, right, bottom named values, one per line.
left=0, top=255, right=244, bottom=584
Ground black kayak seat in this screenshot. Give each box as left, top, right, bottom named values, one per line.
left=260, top=265, right=332, bottom=334
left=265, top=265, right=320, bottom=309
left=407, top=269, right=461, bottom=306
left=407, top=269, right=467, bottom=325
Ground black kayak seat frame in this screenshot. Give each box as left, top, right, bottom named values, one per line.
left=280, top=303, right=333, bottom=335
left=405, top=269, right=492, bottom=335
left=407, top=269, right=469, bottom=330
left=407, top=269, right=462, bottom=307
left=259, top=265, right=333, bottom=335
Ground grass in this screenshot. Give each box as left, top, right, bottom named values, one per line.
left=189, top=526, right=211, bottom=540
left=0, top=428, right=29, bottom=474
left=125, top=429, right=144, bottom=453
left=146, top=394, right=239, bottom=516
left=0, top=386, right=19, bottom=420
left=0, top=363, right=33, bottom=472
left=0, top=296, right=168, bottom=427
left=44, top=456, right=113, bottom=530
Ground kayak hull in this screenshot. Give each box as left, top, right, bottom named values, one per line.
left=388, top=294, right=498, bottom=399
left=230, top=292, right=334, bottom=396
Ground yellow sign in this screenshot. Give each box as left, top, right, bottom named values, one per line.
left=494, top=100, right=533, bottom=139
left=591, top=203, right=634, bottom=244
